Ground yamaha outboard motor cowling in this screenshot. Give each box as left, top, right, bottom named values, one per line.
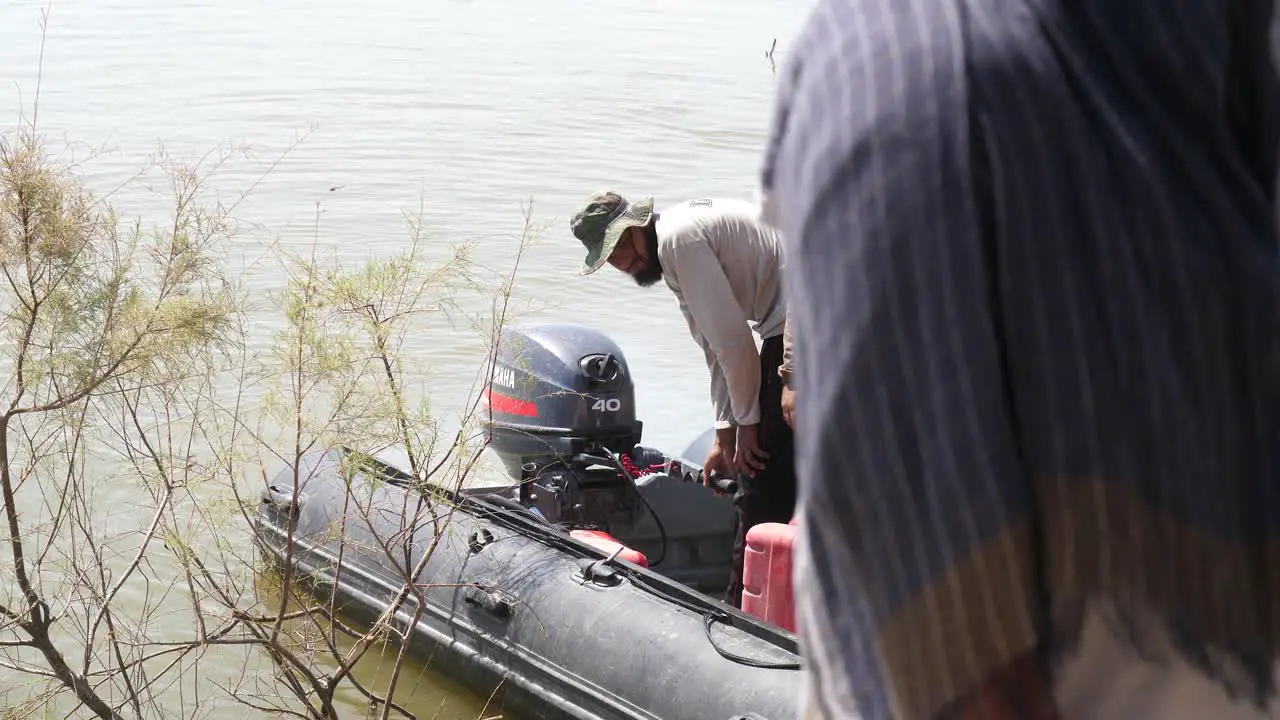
left=484, top=323, right=643, bottom=478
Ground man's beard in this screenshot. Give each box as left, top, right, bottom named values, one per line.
left=631, top=228, right=663, bottom=287
left=632, top=260, right=663, bottom=287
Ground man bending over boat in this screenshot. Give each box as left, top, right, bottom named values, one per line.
left=569, top=191, right=795, bottom=608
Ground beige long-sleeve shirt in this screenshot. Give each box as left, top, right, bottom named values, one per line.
left=780, top=308, right=794, bottom=386
left=656, top=198, right=787, bottom=429
left=759, top=187, right=797, bottom=389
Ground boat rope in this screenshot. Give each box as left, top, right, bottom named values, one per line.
left=701, top=611, right=802, bottom=670
left=581, top=540, right=801, bottom=671
left=625, top=569, right=802, bottom=671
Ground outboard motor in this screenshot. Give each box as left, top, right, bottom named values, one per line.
left=484, top=322, right=643, bottom=471
left=481, top=323, right=665, bottom=530
left=471, top=322, right=736, bottom=590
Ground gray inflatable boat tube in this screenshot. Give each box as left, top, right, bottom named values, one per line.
left=255, top=447, right=803, bottom=720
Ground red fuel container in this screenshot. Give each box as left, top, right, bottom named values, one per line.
left=741, top=518, right=798, bottom=632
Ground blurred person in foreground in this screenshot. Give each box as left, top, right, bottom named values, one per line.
left=759, top=1, right=1280, bottom=718
left=569, top=191, right=797, bottom=607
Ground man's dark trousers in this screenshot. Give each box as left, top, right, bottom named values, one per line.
left=724, top=333, right=798, bottom=608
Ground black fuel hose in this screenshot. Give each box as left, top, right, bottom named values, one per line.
left=589, top=448, right=669, bottom=568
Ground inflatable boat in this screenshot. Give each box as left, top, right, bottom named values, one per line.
left=254, top=322, right=803, bottom=720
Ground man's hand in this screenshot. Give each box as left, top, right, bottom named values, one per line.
left=702, top=428, right=736, bottom=487
left=781, top=386, right=796, bottom=429
left=734, top=423, right=769, bottom=477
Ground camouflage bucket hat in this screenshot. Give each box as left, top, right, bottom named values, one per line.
left=569, top=191, right=655, bottom=275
